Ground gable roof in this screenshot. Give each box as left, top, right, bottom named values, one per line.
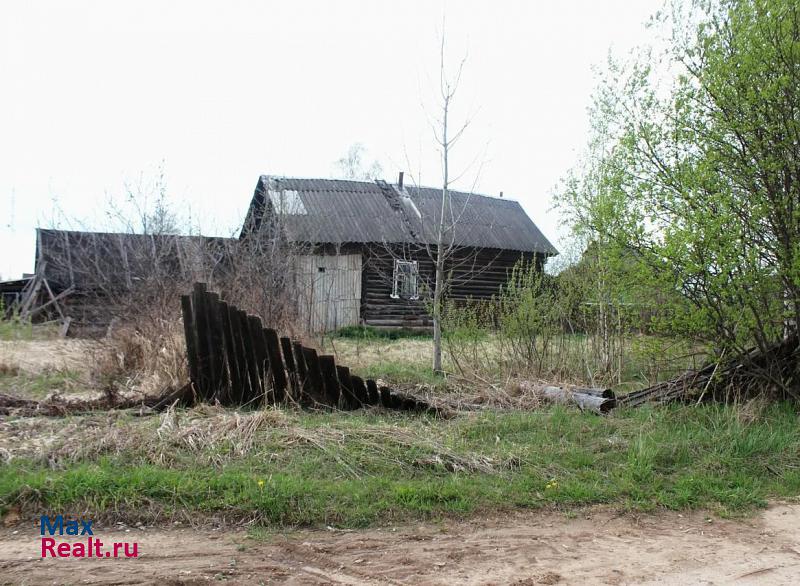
left=242, top=176, right=557, bottom=255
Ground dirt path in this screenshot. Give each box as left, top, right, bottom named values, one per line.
left=2, top=504, right=799, bottom=585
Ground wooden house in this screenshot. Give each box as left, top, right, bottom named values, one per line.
left=241, top=175, right=557, bottom=331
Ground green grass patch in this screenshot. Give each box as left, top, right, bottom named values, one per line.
left=352, top=361, right=443, bottom=386
left=0, top=316, right=34, bottom=341
left=3, top=403, right=800, bottom=527
left=332, top=325, right=432, bottom=341
left=0, top=368, right=84, bottom=399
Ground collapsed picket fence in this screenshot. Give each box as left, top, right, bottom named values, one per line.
left=180, top=283, right=434, bottom=412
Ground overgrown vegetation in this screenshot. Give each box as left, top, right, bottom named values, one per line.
left=2, top=402, right=799, bottom=526
left=557, top=0, right=800, bottom=398
left=439, top=262, right=704, bottom=392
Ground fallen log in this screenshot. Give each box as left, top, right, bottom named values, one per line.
left=542, top=386, right=616, bottom=414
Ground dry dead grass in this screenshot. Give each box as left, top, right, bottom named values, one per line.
left=321, top=337, right=433, bottom=371
left=0, top=339, right=100, bottom=376
left=94, top=318, right=188, bottom=396
left=0, top=404, right=508, bottom=476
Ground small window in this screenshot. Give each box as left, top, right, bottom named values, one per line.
left=318, top=267, right=326, bottom=273
left=391, top=260, right=418, bottom=300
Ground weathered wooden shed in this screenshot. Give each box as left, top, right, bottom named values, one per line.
left=241, top=175, right=557, bottom=331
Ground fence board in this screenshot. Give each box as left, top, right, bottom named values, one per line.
left=292, top=341, right=309, bottom=405
left=264, top=328, right=287, bottom=402
left=302, top=347, right=326, bottom=404
left=240, top=310, right=262, bottom=404
left=366, top=379, right=379, bottom=405
left=280, top=336, right=297, bottom=400
left=336, top=365, right=357, bottom=409
left=191, top=283, right=212, bottom=400
left=318, top=355, right=340, bottom=406
left=180, top=295, right=200, bottom=391
left=248, top=315, right=269, bottom=404
left=228, top=304, right=251, bottom=403
left=350, top=375, right=368, bottom=406
left=219, top=301, right=241, bottom=404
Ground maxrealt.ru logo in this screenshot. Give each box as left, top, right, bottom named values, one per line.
left=40, top=515, right=138, bottom=558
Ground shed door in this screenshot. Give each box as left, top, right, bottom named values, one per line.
left=297, top=254, right=362, bottom=332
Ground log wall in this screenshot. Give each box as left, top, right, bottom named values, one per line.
left=360, top=246, right=543, bottom=328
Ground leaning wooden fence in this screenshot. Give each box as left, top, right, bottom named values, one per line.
left=180, top=283, right=432, bottom=412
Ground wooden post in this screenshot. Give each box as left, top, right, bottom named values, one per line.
left=263, top=328, right=287, bottom=402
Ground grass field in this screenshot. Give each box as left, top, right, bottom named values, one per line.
left=3, top=401, right=800, bottom=527
left=2, top=323, right=798, bottom=530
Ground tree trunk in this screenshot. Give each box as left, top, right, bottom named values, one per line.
left=432, top=91, right=450, bottom=376
left=432, top=258, right=444, bottom=373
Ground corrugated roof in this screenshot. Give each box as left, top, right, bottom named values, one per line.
left=36, top=229, right=234, bottom=290
left=242, top=176, right=557, bottom=255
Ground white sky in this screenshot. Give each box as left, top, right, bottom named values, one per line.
left=0, top=0, right=662, bottom=280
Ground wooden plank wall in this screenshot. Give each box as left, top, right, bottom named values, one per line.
left=180, top=283, right=433, bottom=412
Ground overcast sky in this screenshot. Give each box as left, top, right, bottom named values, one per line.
left=0, top=0, right=662, bottom=279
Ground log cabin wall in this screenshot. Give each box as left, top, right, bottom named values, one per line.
left=359, top=245, right=543, bottom=329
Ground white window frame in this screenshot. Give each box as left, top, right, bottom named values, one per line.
left=391, top=259, right=419, bottom=300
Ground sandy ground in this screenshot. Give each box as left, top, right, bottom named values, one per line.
left=2, top=504, right=800, bottom=585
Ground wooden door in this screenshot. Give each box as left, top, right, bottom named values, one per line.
left=297, top=254, right=362, bottom=332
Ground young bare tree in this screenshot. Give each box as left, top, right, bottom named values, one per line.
left=428, top=32, right=472, bottom=374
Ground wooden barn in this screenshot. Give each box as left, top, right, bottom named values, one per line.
left=241, top=175, right=557, bottom=331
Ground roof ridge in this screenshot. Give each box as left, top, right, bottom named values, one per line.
left=260, top=174, right=519, bottom=202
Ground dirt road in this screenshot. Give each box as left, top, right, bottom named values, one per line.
left=2, top=504, right=799, bottom=585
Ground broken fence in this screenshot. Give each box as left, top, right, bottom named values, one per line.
left=181, top=283, right=433, bottom=412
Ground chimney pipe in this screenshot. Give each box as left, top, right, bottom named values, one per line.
left=398, top=171, right=404, bottom=190
left=499, top=191, right=504, bottom=198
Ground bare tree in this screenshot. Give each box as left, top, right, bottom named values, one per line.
left=428, top=31, right=472, bottom=374
left=364, top=29, right=491, bottom=375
